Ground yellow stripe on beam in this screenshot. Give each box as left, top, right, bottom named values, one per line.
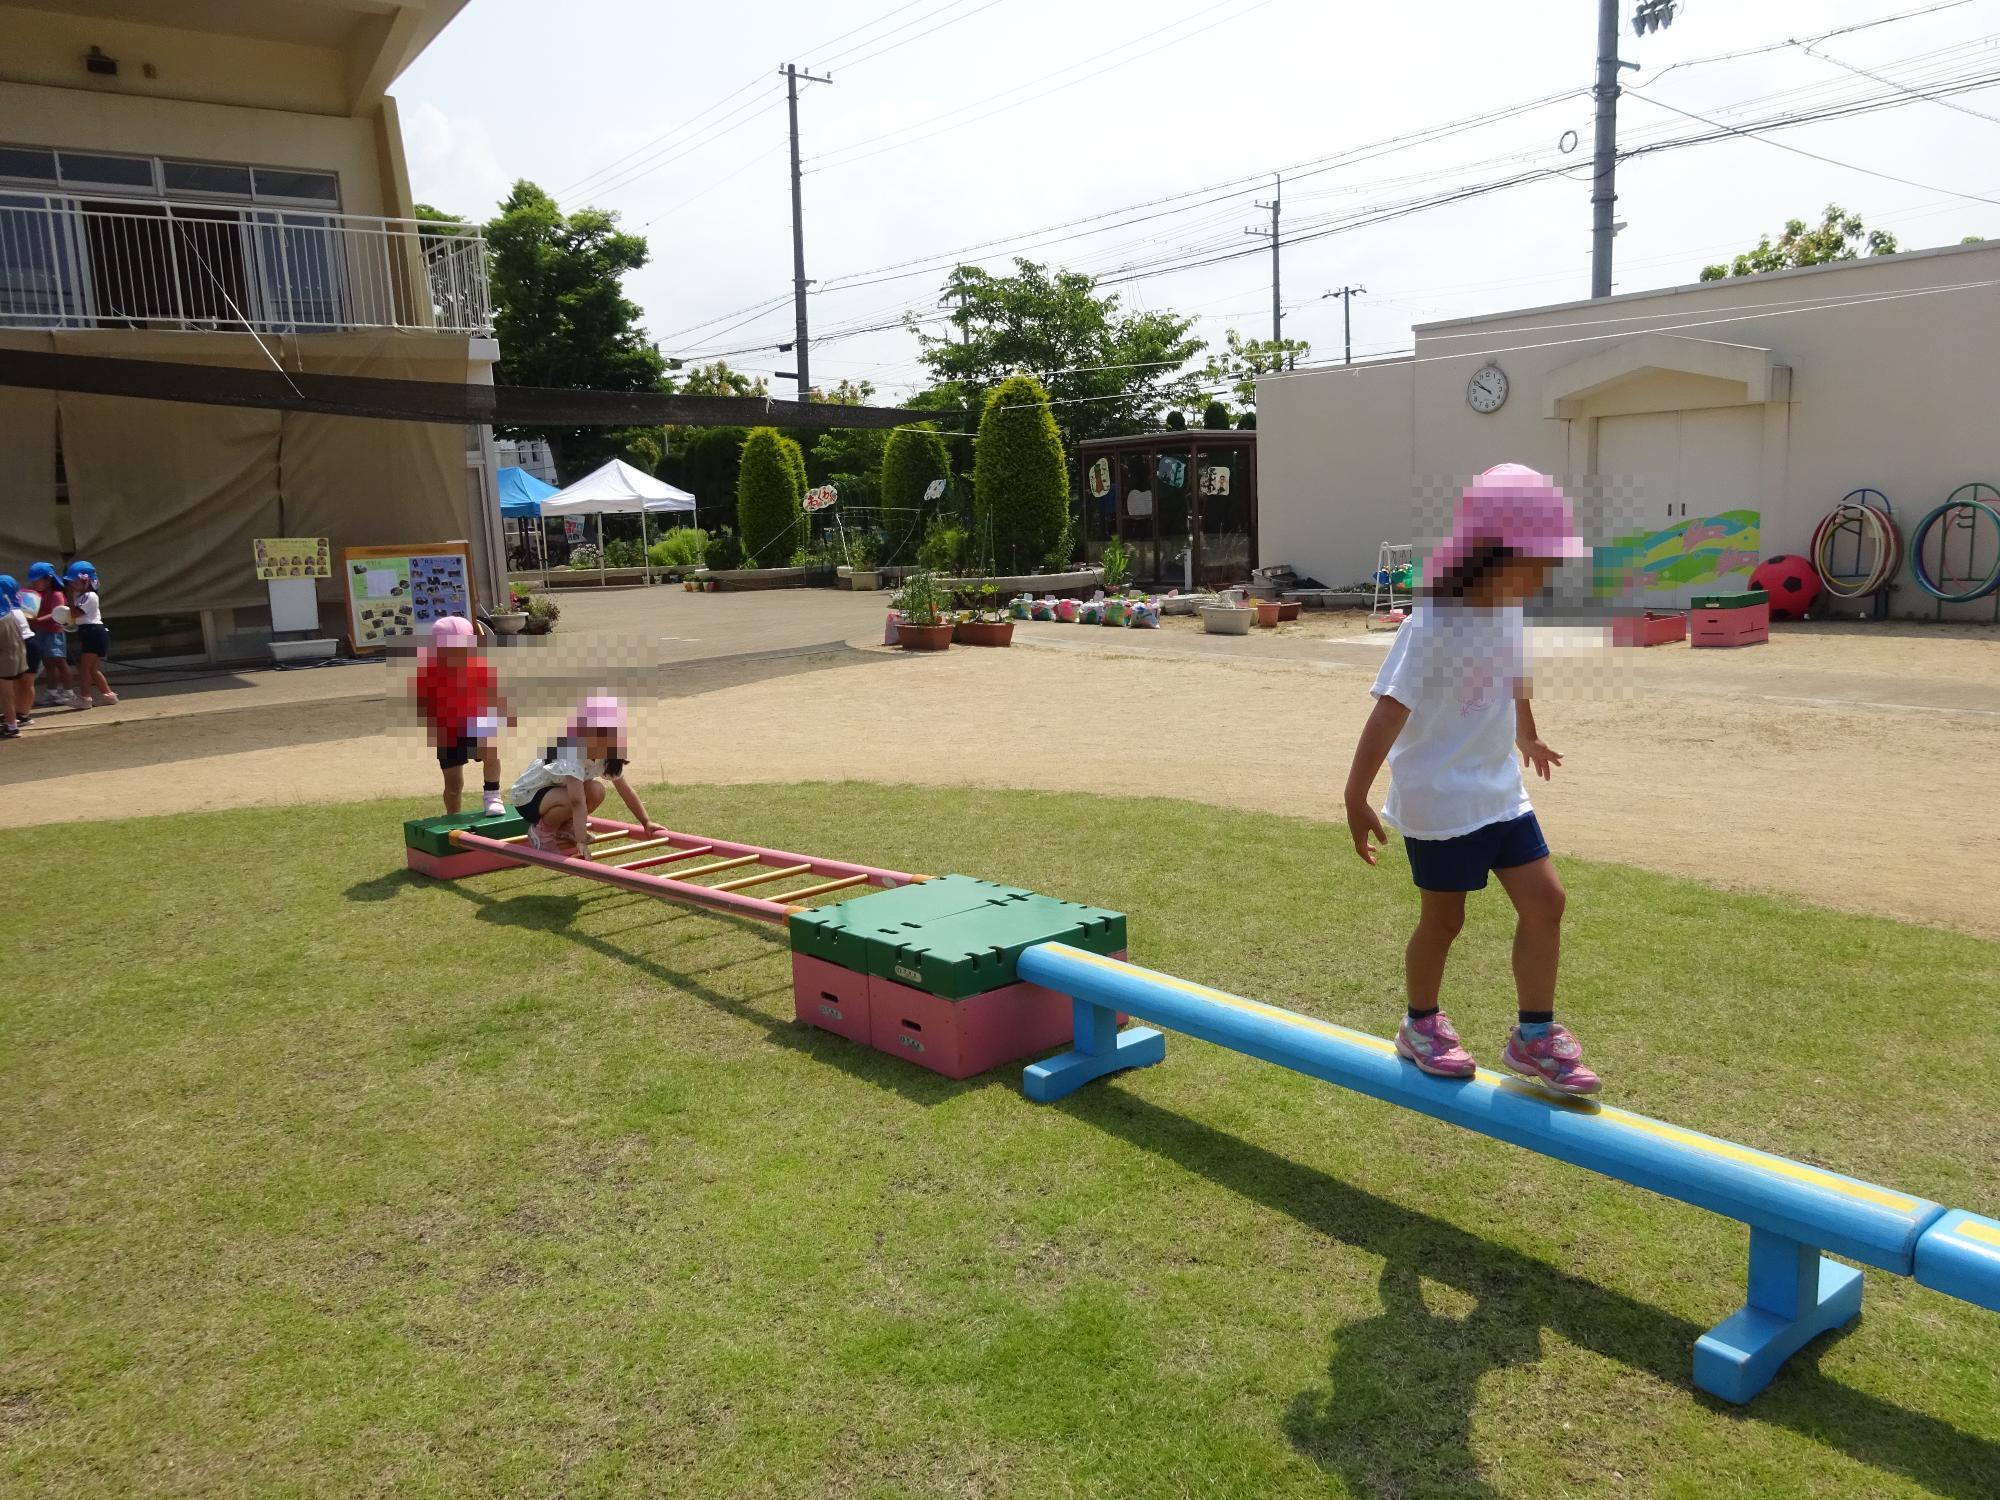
left=1040, top=945, right=1919, bottom=1214
left=1957, top=1220, right=2000, bottom=1249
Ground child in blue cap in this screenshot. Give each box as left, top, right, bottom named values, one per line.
left=23, top=561, right=72, bottom=707
left=0, top=574, right=28, bottom=737
left=64, top=560, right=116, bottom=708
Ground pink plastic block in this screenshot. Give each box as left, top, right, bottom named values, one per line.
left=406, top=845, right=517, bottom=879
left=1690, top=602, right=1769, bottom=648
left=792, top=953, right=873, bottom=1044
left=1610, top=611, right=1687, bottom=647
left=865, top=951, right=1130, bottom=1080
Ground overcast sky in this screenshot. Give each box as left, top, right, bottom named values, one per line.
left=394, top=0, right=1999, bottom=400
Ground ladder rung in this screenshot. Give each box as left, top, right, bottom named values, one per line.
left=778, top=873, right=870, bottom=905
left=620, top=844, right=713, bottom=872
left=711, top=862, right=813, bottom=893
left=671, top=854, right=762, bottom=882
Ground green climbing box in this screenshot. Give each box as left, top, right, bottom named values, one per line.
left=787, top=875, right=1034, bottom=972
left=402, top=809, right=527, bottom=857
left=869, top=891, right=1127, bottom=1000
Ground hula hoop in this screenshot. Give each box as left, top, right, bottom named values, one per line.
left=1810, top=489, right=1902, bottom=600
left=1910, top=485, right=2000, bottom=603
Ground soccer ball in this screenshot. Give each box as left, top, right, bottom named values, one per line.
left=1750, top=554, right=1822, bottom=620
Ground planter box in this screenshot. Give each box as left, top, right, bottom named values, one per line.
left=1276, top=600, right=1301, bottom=621
left=957, top=619, right=1014, bottom=647
left=1200, top=604, right=1255, bottom=635
left=937, top=567, right=1105, bottom=599
left=1611, top=611, right=1687, bottom=647
left=542, top=567, right=654, bottom=589
left=1254, top=601, right=1282, bottom=628
left=1691, top=601, right=1769, bottom=648
left=898, top=622, right=953, bottom=651
left=845, top=569, right=882, bottom=591
left=488, top=611, right=529, bottom=636
left=700, top=566, right=807, bottom=591
left=269, top=637, right=339, bottom=664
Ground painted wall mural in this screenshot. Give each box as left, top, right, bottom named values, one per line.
left=1592, top=509, right=1760, bottom=598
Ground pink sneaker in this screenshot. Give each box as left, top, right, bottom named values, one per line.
left=1502, top=1024, right=1601, bottom=1096
left=1395, top=1011, right=1476, bottom=1078
left=527, top=824, right=581, bottom=858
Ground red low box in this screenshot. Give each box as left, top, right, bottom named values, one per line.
left=405, top=845, right=518, bottom=879
left=1690, top=601, right=1770, bottom=648
left=1610, top=612, right=1686, bottom=647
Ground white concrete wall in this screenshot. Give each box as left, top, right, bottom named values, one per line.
left=1259, top=240, right=2000, bottom=619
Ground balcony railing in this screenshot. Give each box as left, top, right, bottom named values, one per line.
left=0, top=194, right=491, bottom=335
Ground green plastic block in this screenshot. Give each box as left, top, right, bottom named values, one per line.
left=787, top=875, right=1033, bottom=970
left=871, top=892, right=1127, bottom=1000
left=1689, top=589, right=1768, bottom=610
left=402, top=810, right=527, bottom=857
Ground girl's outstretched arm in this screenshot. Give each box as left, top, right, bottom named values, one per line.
left=610, top=774, right=666, bottom=837
left=1343, top=695, right=1409, bottom=865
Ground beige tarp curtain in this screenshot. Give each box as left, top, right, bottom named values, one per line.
left=49, top=330, right=470, bottom=617
left=0, top=332, right=63, bottom=569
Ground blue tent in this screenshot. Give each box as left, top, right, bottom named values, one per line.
left=497, top=466, right=559, bottom=517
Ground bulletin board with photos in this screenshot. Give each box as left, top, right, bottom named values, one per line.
left=340, top=541, right=478, bottom=652
left=253, top=537, right=332, bottom=580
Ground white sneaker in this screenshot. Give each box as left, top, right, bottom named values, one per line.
left=482, top=791, right=505, bottom=816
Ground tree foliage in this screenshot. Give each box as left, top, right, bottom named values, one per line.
left=676, top=361, right=769, bottom=397
left=807, top=379, right=886, bottom=509
left=1203, top=328, right=1311, bottom=409
left=973, top=375, right=1069, bottom=573
left=1700, top=204, right=1898, bottom=281
left=1202, top=399, right=1231, bottom=431
left=736, top=427, right=804, bottom=566
left=880, top=423, right=951, bottom=562
left=911, top=260, right=1205, bottom=446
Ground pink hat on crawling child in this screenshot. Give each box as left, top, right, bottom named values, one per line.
left=430, top=614, right=477, bottom=647
left=567, top=694, right=627, bottom=737
left=1424, top=463, right=1589, bottom=586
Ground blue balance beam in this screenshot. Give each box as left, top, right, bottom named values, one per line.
left=1016, top=941, right=2000, bottom=1404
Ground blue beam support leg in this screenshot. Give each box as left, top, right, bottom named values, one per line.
left=1023, top=999, right=1164, bottom=1102
left=1693, top=1227, right=1864, bottom=1403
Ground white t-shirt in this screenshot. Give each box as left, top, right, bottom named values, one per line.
left=509, top=742, right=624, bottom=807
left=1370, top=601, right=1531, bottom=841
left=72, top=590, right=102, bottom=626
left=8, top=607, right=29, bottom=642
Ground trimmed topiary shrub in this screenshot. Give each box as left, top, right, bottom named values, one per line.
left=1235, top=411, right=1257, bottom=431
left=736, top=426, right=804, bottom=566
left=781, top=435, right=808, bottom=500
left=972, top=374, right=1068, bottom=574
left=880, top=422, right=950, bottom=563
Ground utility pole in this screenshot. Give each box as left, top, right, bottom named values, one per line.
left=1322, top=285, right=1366, bottom=365
left=783, top=63, right=832, bottom=394
left=1245, top=174, right=1282, bottom=355
left=1592, top=1, right=1677, bottom=298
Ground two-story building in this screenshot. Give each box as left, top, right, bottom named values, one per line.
left=0, top=0, right=505, bottom=658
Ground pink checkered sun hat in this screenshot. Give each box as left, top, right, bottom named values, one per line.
left=566, top=695, right=627, bottom=738
left=429, top=614, right=476, bottom=647
left=1424, top=463, right=1589, bottom=587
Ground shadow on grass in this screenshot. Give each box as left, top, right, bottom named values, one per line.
left=1058, top=1087, right=2000, bottom=1500
left=412, top=876, right=1008, bottom=1111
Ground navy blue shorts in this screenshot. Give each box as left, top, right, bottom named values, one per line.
left=1404, top=812, right=1549, bottom=892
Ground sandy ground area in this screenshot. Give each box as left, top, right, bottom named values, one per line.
left=3, top=588, right=1996, bottom=939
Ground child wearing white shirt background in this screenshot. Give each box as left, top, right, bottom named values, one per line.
left=1343, top=464, right=1600, bottom=1098
left=63, top=560, right=116, bottom=709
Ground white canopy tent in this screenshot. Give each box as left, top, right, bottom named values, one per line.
left=542, top=460, right=697, bottom=586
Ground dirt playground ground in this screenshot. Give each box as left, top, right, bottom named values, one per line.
left=3, top=588, right=1996, bottom=939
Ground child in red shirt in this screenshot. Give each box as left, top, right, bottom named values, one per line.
left=414, top=615, right=512, bottom=814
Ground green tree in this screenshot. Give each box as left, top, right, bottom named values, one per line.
left=736, top=427, right=803, bottom=566
left=1202, top=399, right=1231, bottom=431
left=1203, top=328, right=1312, bottom=409
left=1700, top=204, right=1898, bottom=281
left=973, top=375, right=1069, bottom=573
left=911, top=260, right=1206, bottom=447
left=661, top=425, right=747, bottom=534
left=880, top=422, right=951, bottom=564
left=678, top=361, right=768, bottom=397
left=485, top=180, right=665, bottom=478
left=806, top=378, right=885, bottom=510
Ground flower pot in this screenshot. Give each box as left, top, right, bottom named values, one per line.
left=1276, top=600, right=1300, bottom=622
left=1200, top=604, right=1255, bottom=635
left=849, top=568, right=881, bottom=591
left=1255, top=601, right=1281, bottom=628
left=489, top=611, right=528, bottom=635
left=958, top=619, right=1015, bottom=647
left=898, top=622, right=953, bottom=651
left=523, top=616, right=554, bottom=635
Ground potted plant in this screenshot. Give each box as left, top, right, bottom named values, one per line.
left=1100, top=535, right=1131, bottom=595
left=892, top=570, right=953, bottom=651
left=957, top=581, right=1015, bottom=647
left=490, top=587, right=531, bottom=635
left=1199, top=595, right=1254, bottom=635
left=521, top=593, right=560, bottom=635
left=846, top=533, right=884, bottom=592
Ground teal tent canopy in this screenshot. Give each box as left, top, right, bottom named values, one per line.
left=498, top=466, right=559, bottom=517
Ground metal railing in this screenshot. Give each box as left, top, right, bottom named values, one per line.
left=0, top=194, right=491, bottom=334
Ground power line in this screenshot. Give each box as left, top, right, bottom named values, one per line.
left=1802, top=40, right=2000, bottom=126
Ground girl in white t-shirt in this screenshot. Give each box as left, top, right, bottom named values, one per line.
left=64, top=560, right=117, bottom=708
left=1342, top=464, right=1599, bottom=1097
left=508, top=695, right=664, bottom=858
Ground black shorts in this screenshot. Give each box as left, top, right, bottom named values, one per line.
left=23, top=637, right=41, bottom=672
left=1404, top=812, right=1549, bottom=893
left=76, top=623, right=109, bottom=658
left=435, top=735, right=486, bottom=770
left=515, top=787, right=554, bottom=826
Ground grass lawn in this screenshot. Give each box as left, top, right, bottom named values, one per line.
left=4, top=782, right=1998, bottom=1498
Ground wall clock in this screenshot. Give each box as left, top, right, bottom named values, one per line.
left=1467, top=363, right=1509, bottom=414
